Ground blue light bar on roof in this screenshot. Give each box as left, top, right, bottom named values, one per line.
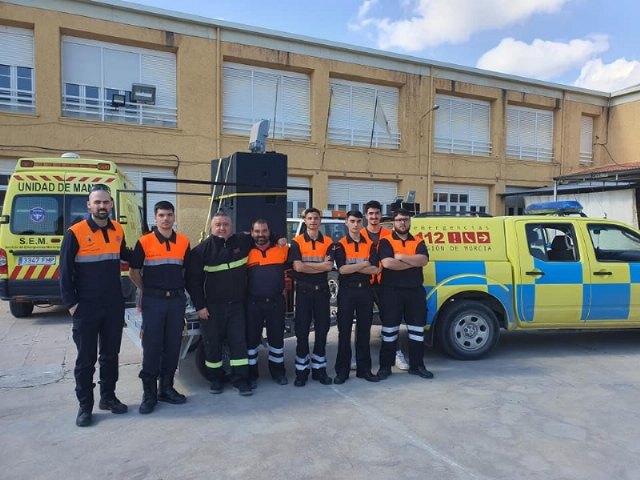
left=525, top=200, right=584, bottom=215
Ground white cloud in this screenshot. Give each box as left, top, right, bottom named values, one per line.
left=353, top=0, right=569, bottom=51
left=476, top=35, right=609, bottom=80
left=574, top=58, right=640, bottom=92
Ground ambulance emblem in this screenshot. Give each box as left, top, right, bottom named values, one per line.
left=30, top=207, right=46, bottom=223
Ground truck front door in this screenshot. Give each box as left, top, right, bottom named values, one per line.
left=516, top=221, right=586, bottom=326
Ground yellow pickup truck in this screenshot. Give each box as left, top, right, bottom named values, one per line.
left=413, top=202, right=640, bottom=359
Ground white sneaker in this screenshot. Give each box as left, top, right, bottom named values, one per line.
left=395, top=350, right=409, bottom=370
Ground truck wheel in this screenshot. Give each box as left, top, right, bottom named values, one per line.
left=9, top=300, right=34, bottom=318
left=437, top=300, right=499, bottom=360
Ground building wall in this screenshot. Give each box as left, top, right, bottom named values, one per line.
left=0, top=0, right=634, bottom=241
left=607, top=97, right=640, bottom=165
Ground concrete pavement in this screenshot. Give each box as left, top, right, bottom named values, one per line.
left=2, top=303, right=640, bottom=479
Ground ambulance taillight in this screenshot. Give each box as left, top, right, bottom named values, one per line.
left=0, top=249, right=7, bottom=275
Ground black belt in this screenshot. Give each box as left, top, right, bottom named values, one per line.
left=144, top=287, right=184, bottom=299
left=250, top=295, right=281, bottom=303
left=296, top=282, right=328, bottom=291
left=341, top=281, right=370, bottom=289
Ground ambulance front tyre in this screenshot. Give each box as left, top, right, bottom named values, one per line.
left=9, top=300, right=34, bottom=318
left=437, top=300, right=499, bottom=360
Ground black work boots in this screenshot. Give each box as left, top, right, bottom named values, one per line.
left=140, top=375, right=186, bottom=414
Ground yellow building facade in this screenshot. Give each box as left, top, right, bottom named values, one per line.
left=0, top=0, right=636, bottom=241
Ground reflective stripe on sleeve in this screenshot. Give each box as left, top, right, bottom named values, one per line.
left=205, top=360, right=223, bottom=369
left=203, top=257, right=248, bottom=272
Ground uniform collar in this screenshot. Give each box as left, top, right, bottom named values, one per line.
left=153, top=227, right=176, bottom=245
left=86, top=216, right=115, bottom=233
left=391, top=230, right=414, bottom=241
left=345, top=233, right=368, bottom=244
left=303, top=231, right=325, bottom=242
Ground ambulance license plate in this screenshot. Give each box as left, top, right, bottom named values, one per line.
left=18, top=256, right=56, bottom=266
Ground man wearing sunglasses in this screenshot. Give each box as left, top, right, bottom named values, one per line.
left=376, top=209, right=434, bottom=380
left=60, top=184, right=130, bottom=427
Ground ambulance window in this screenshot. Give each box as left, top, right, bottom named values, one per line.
left=67, top=196, right=88, bottom=227
left=588, top=224, right=640, bottom=262
left=0, top=174, right=9, bottom=214
left=11, top=196, right=62, bottom=235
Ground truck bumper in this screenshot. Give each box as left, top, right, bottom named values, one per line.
left=0, top=279, right=62, bottom=304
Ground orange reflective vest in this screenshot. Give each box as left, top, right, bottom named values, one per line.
left=138, top=231, right=190, bottom=268
left=247, top=244, right=289, bottom=297
left=379, top=231, right=427, bottom=288
left=360, top=226, right=391, bottom=284
left=290, top=232, right=334, bottom=284
left=70, top=219, right=124, bottom=264
left=292, top=233, right=333, bottom=263
left=248, top=244, right=289, bottom=266
left=337, top=236, right=371, bottom=265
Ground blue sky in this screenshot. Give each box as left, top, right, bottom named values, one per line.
left=131, top=0, right=640, bottom=92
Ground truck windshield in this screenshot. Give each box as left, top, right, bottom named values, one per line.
left=10, top=194, right=113, bottom=235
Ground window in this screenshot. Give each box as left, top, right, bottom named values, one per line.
left=580, top=115, right=594, bottom=164
left=223, top=63, right=310, bottom=141
left=287, top=176, right=310, bottom=218
left=10, top=194, right=105, bottom=235
left=526, top=223, right=578, bottom=262
left=432, top=184, right=488, bottom=215
left=328, top=179, right=397, bottom=215
left=506, top=106, right=553, bottom=161
left=328, top=79, right=400, bottom=149
left=0, top=174, right=10, bottom=214
left=434, top=95, right=491, bottom=156
left=0, top=26, right=34, bottom=113
left=61, top=37, right=176, bottom=127
left=588, top=223, right=640, bottom=262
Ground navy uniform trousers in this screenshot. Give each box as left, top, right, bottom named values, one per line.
left=72, top=301, right=124, bottom=408
left=379, top=286, right=427, bottom=369
left=139, top=291, right=186, bottom=380
left=246, top=295, right=286, bottom=380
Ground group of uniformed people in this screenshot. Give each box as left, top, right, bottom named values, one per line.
left=60, top=187, right=433, bottom=428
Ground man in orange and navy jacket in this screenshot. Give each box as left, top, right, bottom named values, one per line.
left=60, top=184, right=130, bottom=427
left=246, top=219, right=289, bottom=387
left=288, top=207, right=335, bottom=387
left=333, top=210, right=380, bottom=384
left=129, top=201, right=190, bottom=414
left=376, top=208, right=434, bottom=381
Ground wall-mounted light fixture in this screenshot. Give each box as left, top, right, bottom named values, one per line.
left=111, top=93, right=126, bottom=108
left=130, top=84, right=156, bottom=104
